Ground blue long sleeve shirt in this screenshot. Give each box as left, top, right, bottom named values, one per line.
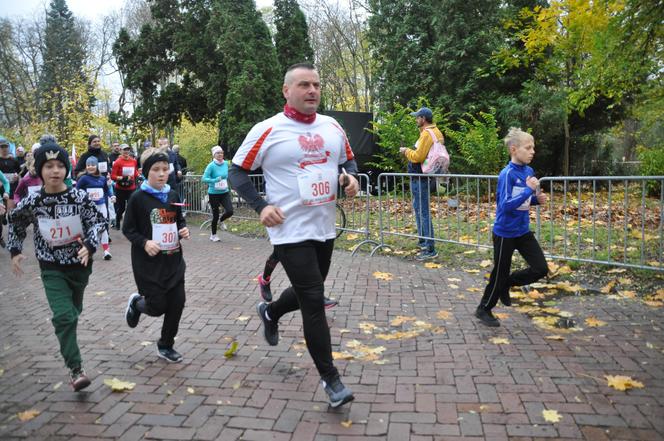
left=202, top=160, right=230, bottom=195
left=493, top=161, right=539, bottom=238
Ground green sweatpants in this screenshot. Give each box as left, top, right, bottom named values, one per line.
left=41, top=265, right=92, bottom=370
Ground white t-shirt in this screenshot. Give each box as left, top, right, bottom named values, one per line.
left=232, top=112, right=355, bottom=245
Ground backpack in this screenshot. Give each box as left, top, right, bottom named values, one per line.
left=421, top=128, right=450, bottom=174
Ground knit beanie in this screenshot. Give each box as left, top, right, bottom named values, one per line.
left=34, top=141, right=70, bottom=180
left=86, top=156, right=99, bottom=167
left=141, top=151, right=170, bottom=178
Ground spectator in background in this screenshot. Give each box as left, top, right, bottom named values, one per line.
left=172, top=145, right=188, bottom=203
left=156, top=138, right=182, bottom=194
left=399, top=107, right=441, bottom=261
left=74, top=135, right=110, bottom=179
left=108, top=141, right=122, bottom=167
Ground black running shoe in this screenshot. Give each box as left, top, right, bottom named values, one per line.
left=157, top=346, right=183, bottom=363
left=321, top=376, right=354, bottom=408
left=256, top=302, right=279, bottom=346
left=323, top=297, right=338, bottom=309
left=69, top=367, right=91, bottom=392
left=257, top=274, right=272, bottom=302
left=0, top=237, right=5, bottom=248
left=125, top=293, right=141, bottom=328
left=475, top=307, right=500, bottom=327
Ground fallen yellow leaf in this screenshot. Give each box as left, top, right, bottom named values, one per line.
left=373, top=271, right=394, bottom=281
left=17, top=409, right=40, bottom=422
left=585, top=317, right=607, bottom=327
left=606, top=268, right=626, bottom=274
left=341, top=420, right=353, bottom=428
left=449, top=284, right=459, bottom=289
left=489, top=337, right=510, bottom=345
left=359, top=322, right=378, bottom=333
left=103, top=378, right=136, bottom=392
left=224, top=341, right=239, bottom=359
left=619, top=290, right=636, bottom=299
left=346, top=233, right=359, bottom=240
left=545, top=335, right=565, bottom=341
left=187, top=387, right=196, bottom=394
left=466, top=287, right=482, bottom=292
left=236, top=316, right=250, bottom=322
left=390, top=316, right=416, bottom=326
left=605, top=375, right=644, bottom=391
left=448, top=277, right=461, bottom=282
left=493, top=312, right=509, bottom=320
left=332, top=351, right=354, bottom=360
left=600, top=281, right=617, bottom=294
left=436, top=310, right=451, bottom=320
left=480, top=259, right=492, bottom=268
left=555, top=281, right=583, bottom=293
left=424, top=262, right=441, bottom=269
left=542, top=409, right=562, bottom=423
left=53, top=381, right=62, bottom=390
left=618, top=277, right=632, bottom=285
left=644, top=300, right=663, bottom=308
left=464, top=269, right=480, bottom=274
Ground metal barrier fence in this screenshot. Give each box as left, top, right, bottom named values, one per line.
left=374, top=173, right=499, bottom=253
left=535, top=176, right=664, bottom=271
left=374, top=173, right=664, bottom=271
left=183, top=172, right=664, bottom=270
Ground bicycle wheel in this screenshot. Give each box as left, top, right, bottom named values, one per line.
left=335, top=203, right=346, bottom=238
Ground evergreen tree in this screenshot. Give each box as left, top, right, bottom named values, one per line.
left=211, top=0, right=282, bottom=153
left=38, top=0, right=92, bottom=146
left=273, top=0, right=314, bottom=71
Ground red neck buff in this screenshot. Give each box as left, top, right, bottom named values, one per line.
left=283, top=104, right=316, bottom=124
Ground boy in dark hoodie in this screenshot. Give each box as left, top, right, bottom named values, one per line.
left=122, top=148, right=190, bottom=363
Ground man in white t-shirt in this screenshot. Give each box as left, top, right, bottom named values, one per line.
left=229, top=63, right=359, bottom=408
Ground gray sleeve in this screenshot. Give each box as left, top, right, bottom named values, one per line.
left=228, top=164, right=268, bottom=215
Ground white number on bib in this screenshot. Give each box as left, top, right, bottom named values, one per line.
left=28, top=185, right=41, bottom=195
left=511, top=186, right=532, bottom=211
left=98, top=162, right=108, bottom=173
left=152, top=223, right=179, bottom=251
left=122, top=166, right=135, bottom=177
left=38, top=215, right=83, bottom=247
left=214, top=179, right=228, bottom=191
left=298, top=170, right=336, bottom=206
left=86, top=188, right=104, bottom=202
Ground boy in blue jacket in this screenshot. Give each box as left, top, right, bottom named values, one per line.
left=476, top=128, right=548, bottom=327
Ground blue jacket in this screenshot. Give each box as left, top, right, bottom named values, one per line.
left=493, top=161, right=539, bottom=238
left=76, top=174, right=110, bottom=205
left=202, top=160, right=230, bottom=195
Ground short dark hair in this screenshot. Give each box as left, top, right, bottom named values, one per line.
left=286, top=62, right=316, bottom=73
left=423, top=115, right=433, bottom=123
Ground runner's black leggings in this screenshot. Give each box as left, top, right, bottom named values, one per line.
left=267, top=239, right=338, bottom=382
left=114, top=188, right=134, bottom=226
left=209, top=192, right=233, bottom=234
left=136, top=280, right=186, bottom=349
left=479, top=231, right=548, bottom=311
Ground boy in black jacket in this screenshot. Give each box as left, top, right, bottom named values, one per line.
left=122, top=149, right=190, bottom=362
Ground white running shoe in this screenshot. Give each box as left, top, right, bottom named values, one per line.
left=220, top=222, right=228, bottom=231
left=209, top=234, right=220, bottom=242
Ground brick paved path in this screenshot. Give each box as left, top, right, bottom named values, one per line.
left=1, top=227, right=663, bottom=440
